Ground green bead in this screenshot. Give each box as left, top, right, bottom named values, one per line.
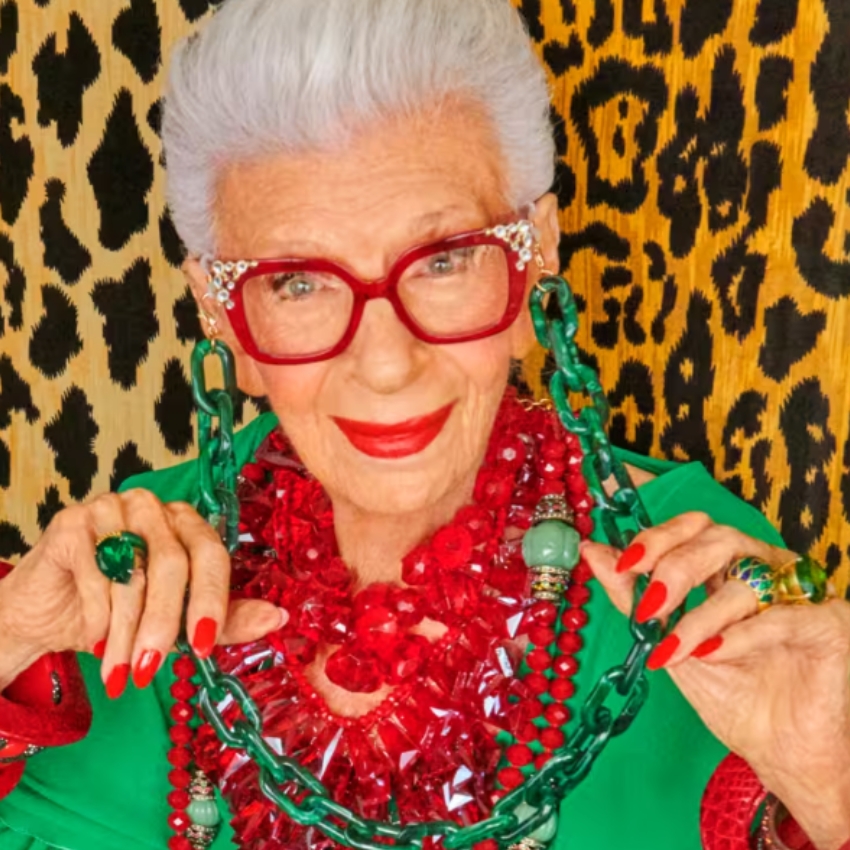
left=513, top=802, right=559, bottom=845
left=187, top=799, right=221, bottom=828
left=94, top=533, right=147, bottom=584
left=522, top=520, right=581, bottom=570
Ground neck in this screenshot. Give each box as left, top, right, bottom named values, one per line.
left=331, top=477, right=476, bottom=587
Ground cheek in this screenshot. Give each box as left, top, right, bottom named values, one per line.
left=255, top=362, right=328, bottom=420
left=447, top=335, right=514, bottom=394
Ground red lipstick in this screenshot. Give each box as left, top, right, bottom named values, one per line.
left=332, top=403, right=455, bottom=459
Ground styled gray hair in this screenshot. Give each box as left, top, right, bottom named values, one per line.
left=162, top=0, right=556, bottom=257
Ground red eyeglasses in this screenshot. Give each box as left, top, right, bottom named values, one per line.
left=205, top=220, right=538, bottom=365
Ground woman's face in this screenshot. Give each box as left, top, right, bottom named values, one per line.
left=189, top=106, right=559, bottom=517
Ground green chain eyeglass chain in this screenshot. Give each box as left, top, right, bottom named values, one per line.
left=170, top=270, right=677, bottom=850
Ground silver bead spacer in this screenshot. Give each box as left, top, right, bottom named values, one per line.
left=532, top=494, right=574, bottom=525
left=529, top=565, right=572, bottom=602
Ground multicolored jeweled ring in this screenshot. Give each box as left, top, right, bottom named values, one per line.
left=726, top=554, right=832, bottom=612
left=94, top=532, right=148, bottom=585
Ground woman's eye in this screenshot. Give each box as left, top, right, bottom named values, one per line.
left=427, top=248, right=473, bottom=276
left=272, top=275, right=316, bottom=299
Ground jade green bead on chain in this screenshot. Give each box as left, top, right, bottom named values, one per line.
left=187, top=799, right=221, bottom=829
left=521, top=520, right=581, bottom=569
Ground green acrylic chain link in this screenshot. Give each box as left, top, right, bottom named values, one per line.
left=188, top=275, right=672, bottom=849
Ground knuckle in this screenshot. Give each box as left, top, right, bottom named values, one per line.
left=51, top=504, right=90, bottom=533
left=121, top=487, right=162, bottom=513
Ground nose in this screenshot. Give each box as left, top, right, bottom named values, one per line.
left=344, top=297, right=428, bottom=395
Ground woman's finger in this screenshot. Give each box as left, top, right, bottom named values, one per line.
left=120, top=489, right=190, bottom=690
left=633, top=524, right=783, bottom=625
left=219, top=598, right=288, bottom=645
left=614, top=511, right=714, bottom=576
left=166, top=502, right=231, bottom=659
left=580, top=541, right=634, bottom=615
left=645, top=579, right=758, bottom=669
left=101, top=567, right=147, bottom=699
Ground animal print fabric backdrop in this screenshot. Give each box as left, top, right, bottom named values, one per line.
left=0, top=0, right=848, bottom=591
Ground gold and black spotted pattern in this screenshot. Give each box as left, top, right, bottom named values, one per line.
left=0, top=1, right=847, bottom=592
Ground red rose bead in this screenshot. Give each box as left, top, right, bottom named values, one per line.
left=540, top=727, right=565, bottom=750
left=544, top=703, right=571, bottom=726
left=168, top=790, right=191, bottom=810
left=526, top=648, right=553, bottom=672
left=561, top=607, right=589, bottom=632
left=497, top=767, right=525, bottom=790
left=168, top=769, right=192, bottom=789
left=553, top=656, right=579, bottom=678
left=557, top=632, right=583, bottom=654
left=167, top=747, right=191, bottom=768
left=432, top=524, right=474, bottom=570
left=170, top=702, right=194, bottom=724
left=506, top=743, right=534, bottom=767
left=549, top=678, right=575, bottom=701
left=523, top=672, right=550, bottom=695
left=168, top=811, right=191, bottom=833
left=529, top=626, right=556, bottom=647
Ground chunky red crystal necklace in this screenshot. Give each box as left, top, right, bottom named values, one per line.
left=166, top=391, right=594, bottom=850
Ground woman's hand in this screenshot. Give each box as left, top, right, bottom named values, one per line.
left=0, top=490, right=286, bottom=697
left=583, top=512, right=850, bottom=850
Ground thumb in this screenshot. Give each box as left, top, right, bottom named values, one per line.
left=219, top=599, right=289, bottom=645
left=581, top=541, right=635, bottom=616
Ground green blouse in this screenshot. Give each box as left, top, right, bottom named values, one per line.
left=0, top=413, right=784, bottom=850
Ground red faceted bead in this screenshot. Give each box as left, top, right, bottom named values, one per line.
left=561, top=607, right=589, bottom=632
left=540, top=727, right=565, bottom=750
left=497, top=767, right=525, bottom=790
left=529, top=626, right=556, bottom=647
left=392, top=588, right=425, bottom=628
left=351, top=583, right=391, bottom=618
left=544, top=703, right=571, bottom=726
left=168, top=769, right=192, bottom=789
left=538, top=458, right=566, bottom=480
left=571, top=561, right=593, bottom=584
left=168, top=837, right=192, bottom=850
left=534, top=753, right=551, bottom=771
left=167, top=747, right=191, bottom=768
left=169, top=725, right=193, bottom=746
left=455, top=505, right=494, bottom=545
left=506, top=743, right=534, bottom=767
left=557, top=631, right=583, bottom=654
left=170, top=680, right=197, bottom=701
left=515, top=722, right=539, bottom=744
left=432, top=524, right=474, bottom=569
left=474, top=468, right=515, bottom=508
left=541, top=440, right=566, bottom=460
left=385, top=635, right=429, bottom=684
left=525, top=601, right=558, bottom=628
left=172, top=656, right=196, bottom=680
left=523, top=672, right=550, bottom=695
left=574, top=514, right=595, bottom=537
left=553, top=656, right=579, bottom=678
left=475, top=841, right=499, bottom=850
left=401, top=546, right=437, bottom=586
left=566, top=584, right=591, bottom=606
left=526, top=648, right=552, bottom=672
left=540, top=480, right=564, bottom=496
left=170, top=702, right=194, bottom=724
left=168, top=811, right=191, bottom=833
left=354, top=605, right=399, bottom=649
left=566, top=473, right=588, bottom=494
left=168, top=790, right=191, bottom=810
left=549, top=678, right=575, bottom=701
left=325, top=647, right=383, bottom=693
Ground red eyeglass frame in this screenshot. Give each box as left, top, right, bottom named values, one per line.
left=206, top=221, right=535, bottom=365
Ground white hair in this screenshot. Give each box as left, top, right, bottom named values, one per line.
left=162, top=0, right=556, bottom=257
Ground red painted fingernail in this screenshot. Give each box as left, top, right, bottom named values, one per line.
left=647, top=635, right=680, bottom=671
left=92, top=639, right=107, bottom=660
left=636, top=581, right=668, bottom=623
left=692, top=635, right=724, bottom=659
left=132, top=650, right=162, bottom=689
left=105, top=663, right=130, bottom=700
left=192, top=618, right=218, bottom=659
left=616, top=543, right=646, bottom=573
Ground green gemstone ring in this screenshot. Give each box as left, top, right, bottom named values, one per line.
left=94, top=531, right=148, bottom=584
left=726, top=553, right=833, bottom=611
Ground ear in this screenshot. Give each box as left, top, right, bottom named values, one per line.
left=508, top=192, right=561, bottom=360
left=183, top=258, right=267, bottom=397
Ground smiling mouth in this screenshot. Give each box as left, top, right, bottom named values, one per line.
left=331, top=403, right=456, bottom=459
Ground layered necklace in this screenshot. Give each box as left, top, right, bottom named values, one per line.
left=166, top=391, right=595, bottom=850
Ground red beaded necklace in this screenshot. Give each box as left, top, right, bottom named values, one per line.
left=165, top=392, right=594, bottom=850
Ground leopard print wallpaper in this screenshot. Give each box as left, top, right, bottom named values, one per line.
left=0, top=0, right=848, bottom=592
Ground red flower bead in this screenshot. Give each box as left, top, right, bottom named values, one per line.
left=539, top=727, right=565, bottom=750
left=561, top=607, right=589, bottom=632
left=168, top=790, right=191, bottom=810
left=544, top=703, right=571, bottom=726
left=523, top=672, right=550, bottom=695
left=526, top=648, right=552, bottom=672
left=497, top=767, right=525, bottom=790
left=553, top=656, right=579, bottom=678
left=557, top=632, right=583, bottom=654
left=549, top=678, right=575, bottom=701
left=529, top=626, right=556, bottom=647
left=506, top=743, right=534, bottom=767
left=432, top=525, right=474, bottom=570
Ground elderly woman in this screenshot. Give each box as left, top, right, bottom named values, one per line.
left=0, top=1, right=848, bottom=849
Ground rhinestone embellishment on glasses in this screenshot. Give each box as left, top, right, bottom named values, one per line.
left=208, top=260, right=258, bottom=311
left=485, top=220, right=537, bottom=272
